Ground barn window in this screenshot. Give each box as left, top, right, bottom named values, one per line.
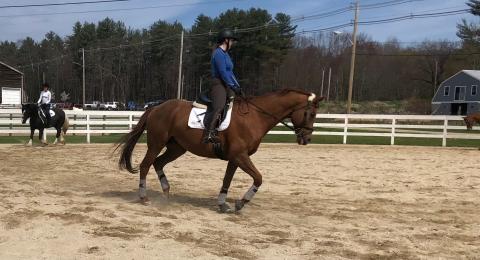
left=472, top=85, right=478, bottom=96
left=444, top=86, right=450, bottom=96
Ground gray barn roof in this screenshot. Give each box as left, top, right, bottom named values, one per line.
left=462, top=70, right=480, bottom=80
left=0, top=61, right=23, bottom=75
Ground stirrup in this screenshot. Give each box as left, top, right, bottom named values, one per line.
left=203, top=130, right=219, bottom=144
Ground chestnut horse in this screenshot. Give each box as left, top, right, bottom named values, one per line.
left=117, top=89, right=322, bottom=213
left=464, top=113, right=480, bottom=130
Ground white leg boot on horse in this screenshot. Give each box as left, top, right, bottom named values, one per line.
left=153, top=141, right=186, bottom=198
left=234, top=154, right=262, bottom=212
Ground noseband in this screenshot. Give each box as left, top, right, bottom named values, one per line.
left=286, top=94, right=316, bottom=139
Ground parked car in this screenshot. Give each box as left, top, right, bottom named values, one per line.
left=144, top=99, right=165, bottom=110
left=84, top=101, right=101, bottom=110
left=127, top=101, right=143, bottom=111
left=102, top=102, right=119, bottom=110
left=55, top=102, right=74, bottom=110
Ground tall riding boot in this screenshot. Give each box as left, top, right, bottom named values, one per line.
left=203, top=112, right=221, bottom=144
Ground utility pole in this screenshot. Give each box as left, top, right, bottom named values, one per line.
left=327, top=67, right=332, bottom=102
left=177, top=30, right=184, bottom=100
left=82, top=48, right=86, bottom=106
left=433, top=58, right=438, bottom=95
left=347, top=1, right=359, bottom=113
left=320, top=68, right=325, bottom=96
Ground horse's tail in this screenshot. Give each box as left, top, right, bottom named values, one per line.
left=62, top=115, right=69, bottom=134
left=116, top=109, right=151, bottom=174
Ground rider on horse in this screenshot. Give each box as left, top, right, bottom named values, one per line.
left=37, top=82, right=52, bottom=126
left=203, top=29, right=242, bottom=144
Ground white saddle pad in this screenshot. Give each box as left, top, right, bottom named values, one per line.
left=187, top=104, right=233, bottom=131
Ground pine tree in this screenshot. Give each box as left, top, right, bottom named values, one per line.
left=457, top=0, right=480, bottom=45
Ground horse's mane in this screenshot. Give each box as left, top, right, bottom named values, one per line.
left=235, top=88, right=312, bottom=104
left=275, top=88, right=312, bottom=97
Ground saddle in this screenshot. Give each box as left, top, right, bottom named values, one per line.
left=193, top=90, right=234, bottom=128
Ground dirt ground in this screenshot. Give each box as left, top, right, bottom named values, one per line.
left=0, top=143, right=479, bottom=259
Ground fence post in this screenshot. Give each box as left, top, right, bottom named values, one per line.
left=102, top=115, right=106, bottom=136
left=86, top=114, right=91, bottom=144
left=343, top=116, right=348, bottom=144
left=128, top=114, right=133, bottom=130
left=391, top=118, right=396, bottom=145
left=442, top=117, right=448, bottom=147
left=73, top=115, right=76, bottom=136
left=9, top=113, right=12, bottom=137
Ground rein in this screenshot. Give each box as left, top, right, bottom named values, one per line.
left=238, top=94, right=315, bottom=137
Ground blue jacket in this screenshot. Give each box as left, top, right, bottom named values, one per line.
left=211, top=47, right=240, bottom=89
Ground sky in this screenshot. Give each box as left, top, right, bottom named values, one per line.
left=0, top=0, right=474, bottom=43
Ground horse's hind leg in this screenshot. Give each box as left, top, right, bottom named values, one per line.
left=153, top=140, right=186, bottom=197
left=138, top=145, right=162, bottom=204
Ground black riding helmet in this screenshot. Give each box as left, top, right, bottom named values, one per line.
left=217, top=29, right=238, bottom=44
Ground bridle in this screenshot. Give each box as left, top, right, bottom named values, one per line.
left=241, top=93, right=317, bottom=139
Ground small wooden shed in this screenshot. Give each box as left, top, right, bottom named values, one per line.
left=0, top=61, right=24, bottom=106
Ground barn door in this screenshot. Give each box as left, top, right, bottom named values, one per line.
left=454, top=86, right=466, bottom=101
left=1, top=87, right=21, bottom=105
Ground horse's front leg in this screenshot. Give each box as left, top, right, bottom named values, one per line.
left=218, top=161, right=238, bottom=213
left=26, top=128, right=34, bottom=146
left=39, top=128, right=47, bottom=145
left=53, top=128, right=61, bottom=145
left=234, top=154, right=263, bottom=212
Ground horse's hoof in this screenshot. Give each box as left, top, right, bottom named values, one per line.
left=162, top=188, right=170, bottom=198
left=218, top=203, right=234, bottom=214
left=235, top=200, right=246, bottom=211
left=138, top=197, right=150, bottom=205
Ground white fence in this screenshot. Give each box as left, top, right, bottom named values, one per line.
left=1, top=109, right=479, bottom=146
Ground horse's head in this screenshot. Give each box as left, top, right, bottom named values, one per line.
left=21, top=103, right=36, bottom=124
left=464, top=116, right=474, bottom=130
left=290, top=93, right=324, bottom=145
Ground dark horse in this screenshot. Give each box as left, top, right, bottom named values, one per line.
left=117, top=89, right=322, bottom=212
left=464, top=113, right=480, bottom=130
left=21, top=103, right=69, bottom=145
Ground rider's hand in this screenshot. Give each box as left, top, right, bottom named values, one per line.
left=233, top=87, right=244, bottom=97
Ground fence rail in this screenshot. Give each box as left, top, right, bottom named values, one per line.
left=1, top=109, right=479, bottom=146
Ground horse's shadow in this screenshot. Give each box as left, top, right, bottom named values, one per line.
left=99, top=190, right=219, bottom=212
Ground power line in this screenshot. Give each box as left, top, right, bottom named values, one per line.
left=358, top=9, right=470, bottom=25
left=0, top=0, right=246, bottom=18
left=291, top=0, right=428, bottom=23
left=0, top=0, right=129, bottom=9
left=297, top=8, right=469, bottom=35
left=356, top=51, right=478, bottom=57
